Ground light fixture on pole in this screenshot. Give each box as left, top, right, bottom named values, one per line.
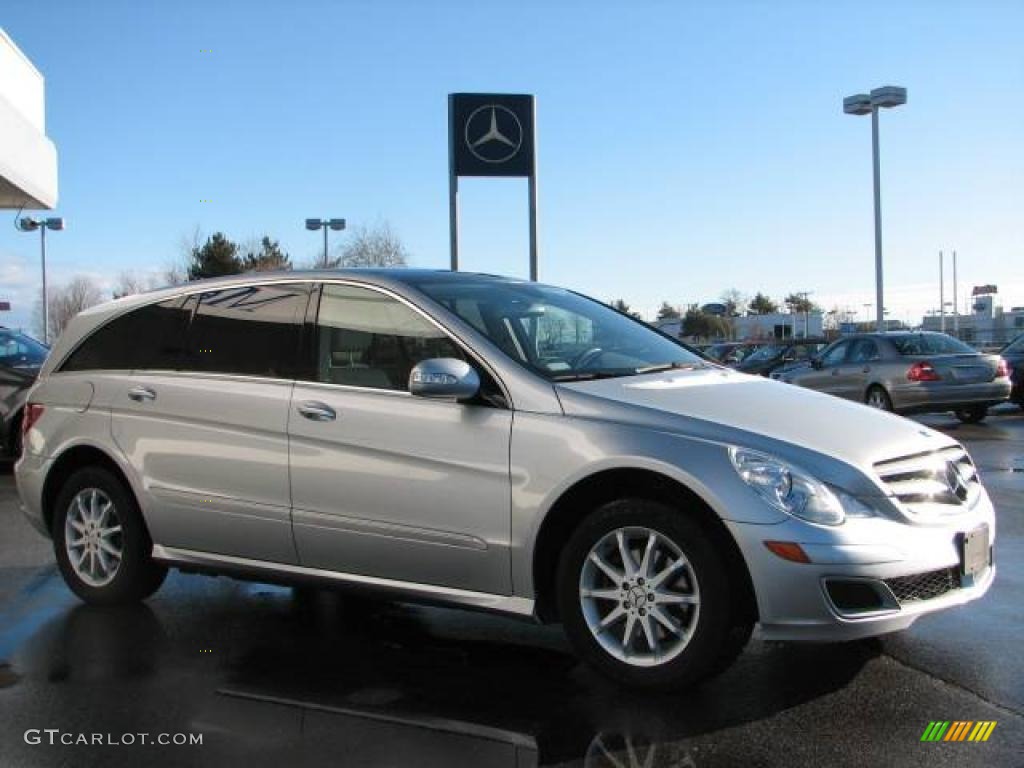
left=843, top=85, right=907, bottom=333
left=305, top=218, right=346, bottom=268
left=17, top=216, right=66, bottom=344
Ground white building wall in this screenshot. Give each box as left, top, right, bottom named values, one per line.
left=734, top=312, right=823, bottom=341
left=0, top=28, right=58, bottom=209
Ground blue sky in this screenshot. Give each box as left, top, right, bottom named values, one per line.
left=2, top=0, right=1022, bottom=331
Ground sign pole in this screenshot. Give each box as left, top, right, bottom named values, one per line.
left=448, top=96, right=460, bottom=272
left=528, top=174, right=538, bottom=282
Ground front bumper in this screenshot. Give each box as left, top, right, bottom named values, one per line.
left=725, top=490, right=996, bottom=641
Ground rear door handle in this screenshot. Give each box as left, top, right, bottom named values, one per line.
left=128, top=386, right=156, bottom=402
left=298, top=401, right=336, bottom=422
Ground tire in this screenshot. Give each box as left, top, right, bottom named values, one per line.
left=52, top=467, right=167, bottom=604
left=865, top=385, right=893, bottom=412
left=557, top=498, right=752, bottom=690
left=954, top=406, right=987, bottom=424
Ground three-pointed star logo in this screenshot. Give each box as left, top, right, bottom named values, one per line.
left=464, top=105, right=523, bottom=164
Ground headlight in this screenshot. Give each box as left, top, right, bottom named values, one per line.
left=728, top=447, right=872, bottom=526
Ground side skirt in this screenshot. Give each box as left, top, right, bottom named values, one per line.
left=151, top=544, right=537, bottom=620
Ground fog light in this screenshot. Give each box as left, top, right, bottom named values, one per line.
left=764, top=541, right=811, bottom=563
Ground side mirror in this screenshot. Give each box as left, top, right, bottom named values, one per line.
left=810, top=357, right=823, bottom=369
left=409, top=358, right=480, bottom=401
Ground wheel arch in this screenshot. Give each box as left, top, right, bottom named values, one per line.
left=41, top=443, right=140, bottom=535
left=531, top=467, right=758, bottom=625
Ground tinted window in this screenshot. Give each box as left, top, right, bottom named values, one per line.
left=314, top=284, right=465, bottom=391
left=61, top=298, right=191, bottom=372
left=820, top=341, right=849, bottom=366
left=185, top=284, right=309, bottom=377
left=889, top=333, right=975, bottom=356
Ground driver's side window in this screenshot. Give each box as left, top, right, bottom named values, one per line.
left=821, top=341, right=849, bottom=367
left=315, top=284, right=465, bottom=391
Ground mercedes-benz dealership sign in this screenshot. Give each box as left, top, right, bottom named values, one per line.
left=449, top=93, right=535, bottom=177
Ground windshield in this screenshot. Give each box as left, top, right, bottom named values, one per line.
left=742, top=345, right=783, bottom=363
left=889, top=333, right=975, bottom=356
left=0, top=330, right=49, bottom=368
left=1005, top=334, right=1024, bottom=354
left=411, top=279, right=705, bottom=380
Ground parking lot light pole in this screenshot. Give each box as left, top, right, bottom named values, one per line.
left=843, top=86, right=907, bottom=334
left=305, top=218, right=346, bottom=268
left=17, top=216, right=66, bottom=344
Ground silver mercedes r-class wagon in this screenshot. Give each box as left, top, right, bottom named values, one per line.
left=16, top=270, right=995, bottom=689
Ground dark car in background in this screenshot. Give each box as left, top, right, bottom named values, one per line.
left=1001, top=332, right=1024, bottom=407
left=772, top=332, right=1010, bottom=423
left=0, top=328, right=49, bottom=458
left=735, top=339, right=827, bottom=377
left=704, top=341, right=762, bottom=365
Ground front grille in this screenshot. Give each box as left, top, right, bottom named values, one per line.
left=884, top=567, right=961, bottom=604
left=873, top=445, right=980, bottom=516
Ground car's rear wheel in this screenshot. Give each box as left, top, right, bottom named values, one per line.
left=53, top=467, right=167, bottom=604
left=557, top=498, right=751, bottom=690
left=954, top=406, right=987, bottom=424
left=865, top=385, right=893, bottom=411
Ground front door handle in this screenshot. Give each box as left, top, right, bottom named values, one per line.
left=862, top=365, right=871, bottom=373
left=128, top=386, right=156, bottom=402
left=298, top=401, right=336, bottom=422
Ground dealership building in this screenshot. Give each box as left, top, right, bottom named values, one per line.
left=0, top=28, right=58, bottom=210
left=920, top=290, right=1024, bottom=346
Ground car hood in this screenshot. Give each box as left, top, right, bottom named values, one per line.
left=556, top=368, right=958, bottom=470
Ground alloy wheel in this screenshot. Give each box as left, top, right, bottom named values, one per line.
left=579, top=526, right=700, bottom=667
left=64, top=488, right=124, bottom=588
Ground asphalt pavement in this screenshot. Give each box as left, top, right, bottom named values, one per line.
left=0, top=407, right=1021, bottom=767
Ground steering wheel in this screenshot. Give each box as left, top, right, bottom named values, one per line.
left=573, top=347, right=604, bottom=370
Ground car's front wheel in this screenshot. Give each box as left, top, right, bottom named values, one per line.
left=557, top=499, right=751, bottom=690
left=954, top=406, right=988, bottom=424
left=53, top=467, right=167, bottom=604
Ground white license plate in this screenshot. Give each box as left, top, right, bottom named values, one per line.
left=961, top=525, right=990, bottom=578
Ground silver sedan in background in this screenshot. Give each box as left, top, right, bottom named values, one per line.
left=772, top=332, right=1011, bottom=423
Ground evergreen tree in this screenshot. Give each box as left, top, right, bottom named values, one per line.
left=187, top=232, right=242, bottom=280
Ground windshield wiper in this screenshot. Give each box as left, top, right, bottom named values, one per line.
left=634, top=361, right=707, bottom=374
left=551, top=369, right=637, bottom=382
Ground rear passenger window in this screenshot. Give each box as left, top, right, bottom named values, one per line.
left=314, top=284, right=465, bottom=391
left=61, top=297, right=191, bottom=372
left=184, top=284, right=309, bottom=378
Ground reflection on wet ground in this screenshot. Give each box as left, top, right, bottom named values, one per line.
left=1, top=572, right=1020, bottom=767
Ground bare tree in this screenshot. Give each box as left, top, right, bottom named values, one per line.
left=719, top=289, right=748, bottom=317
left=328, top=221, right=409, bottom=268
left=162, top=225, right=204, bottom=286
left=112, top=270, right=161, bottom=299
left=34, top=276, right=104, bottom=341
